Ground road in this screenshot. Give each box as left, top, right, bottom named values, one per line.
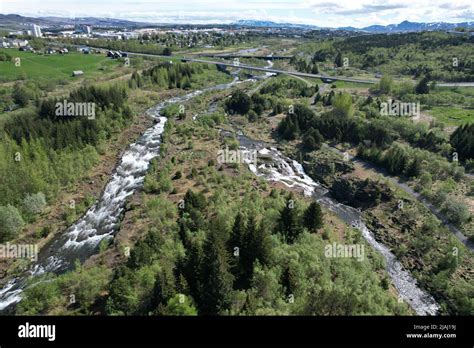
left=194, top=54, right=292, bottom=60
left=46, top=41, right=474, bottom=87
left=437, top=82, right=474, bottom=87
left=122, top=51, right=474, bottom=87
left=121, top=51, right=379, bottom=84
left=124, top=50, right=473, bottom=242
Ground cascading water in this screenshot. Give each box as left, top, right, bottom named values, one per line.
left=0, top=77, right=243, bottom=311
left=0, top=61, right=439, bottom=316
left=238, top=136, right=439, bottom=316
left=0, top=111, right=168, bottom=311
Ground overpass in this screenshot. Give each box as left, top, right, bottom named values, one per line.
left=179, top=57, right=474, bottom=87
left=194, top=54, right=292, bottom=60
left=51, top=43, right=473, bottom=87
left=180, top=57, right=376, bottom=84
left=121, top=51, right=378, bottom=85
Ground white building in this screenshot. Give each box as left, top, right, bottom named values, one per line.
left=15, top=40, right=29, bottom=48
left=72, top=70, right=84, bottom=77
left=31, top=24, right=42, bottom=38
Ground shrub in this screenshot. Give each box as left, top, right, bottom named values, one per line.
left=442, top=199, right=470, bottom=226
left=22, top=192, right=47, bottom=216
left=0, top=205, right=25, bottom=241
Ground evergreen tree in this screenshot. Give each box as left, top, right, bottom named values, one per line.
left=232, top=213, right=271, bottom=289
left=313, top=93, right=321, bottom=104
left=228, top=212, right=246, bottom=283
left=303, top=201, right=324, bottom=232
left=334, top=52, right=343, bottom=68
left=225, top=90, right=252, bottom=115
left=302, top=128, right=323, bottom=151
left=281, top=264, right=297, bottom=298
left=277, top=195, right=302, bottom=244
left=12, top=83, right=31, bottom=107
left=415, top=76, right=430, bottom=94
left=182, top=241, right=203, bottom=306
left=179, top=190, right=207, bottom=232
left=199, top=230, right=234, bottom=315
left=451, top=123, right=474, bottom=162
left=245, top=215, right=271, bottom=271
left=384, top=144, right=409, bottom=175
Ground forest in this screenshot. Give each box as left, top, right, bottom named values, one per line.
left=14, top=116, right=409, bottom=316
left=0, top=62, right=215, bottom=243
left=301, top=32, right=474, bottom=82
left=0, top=28, right=472, bottom=319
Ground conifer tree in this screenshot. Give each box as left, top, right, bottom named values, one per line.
left=415, top=76, right=430, bottom=94
left=277, top=195, right=302, bottom=244
left=199, top=230, right=234, bottom=315
left=334, top=52, right=343, bottom=68
left=303, top=201, right=324, bottom=232
left=228, top=212, right=246, bottom=282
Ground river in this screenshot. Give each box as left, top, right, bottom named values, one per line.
left=236, top=135, right=439, bottom=315
left=0, top=66, right=440, bottom=316
left=0, top=77, right=242, bottom=311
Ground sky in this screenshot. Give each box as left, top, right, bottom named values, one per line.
left=1, top=0, right=473, bottom=28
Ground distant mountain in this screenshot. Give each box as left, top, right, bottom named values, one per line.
left=361, top=20, right=474, bottom=33
left=0, top=14, right=152, bottom=30
left=1, top=14, right=473, bottom=33
left=233, top=19, right=474, bottom=33
left=40, top=16, right=151, bottom=28
left=0, top=14, right=49, bottom=29
left=233, top=19, right=318, bottom=29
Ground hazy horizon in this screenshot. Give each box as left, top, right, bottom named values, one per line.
left=1, top=0, right=473, bottom=28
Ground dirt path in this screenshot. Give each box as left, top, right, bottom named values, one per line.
left=326, top=144, right=474, bottom=251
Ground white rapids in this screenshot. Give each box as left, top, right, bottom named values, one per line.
left=239, top=141, right=439, bottom=316
left=0, top=60, right=439, bottom=316
left=0, top=77, right=243, bottom=311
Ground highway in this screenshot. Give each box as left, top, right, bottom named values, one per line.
left=122, top=51, right=474, bottom=87
left=437, top=82, right=474, bottom=87
left=123, top=51, right=378, bottom=84
left=47, top=42, right=474, bottom=87
left=48, top=41, right=474, bottom=87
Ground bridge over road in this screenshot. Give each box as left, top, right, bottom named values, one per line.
left=123, top=51, right=474, bottom=87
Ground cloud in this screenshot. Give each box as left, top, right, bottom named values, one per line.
left=453, top=9, right=474, bottom=19
left=310, top=2, right=340, bottom=9
left=1, top=0, right=474, bottom=27
left=334, top=4, right=408, bottom=16
left=439, top=3, right=470, bottom=10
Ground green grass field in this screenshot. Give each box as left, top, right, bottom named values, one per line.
left=437, top=86, right=474, bottom=97
left=428, top=106, right=474, bottom=126
left=0, top=49, right=119, bottom=82
left=332, top=80, right=373, bottom=89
